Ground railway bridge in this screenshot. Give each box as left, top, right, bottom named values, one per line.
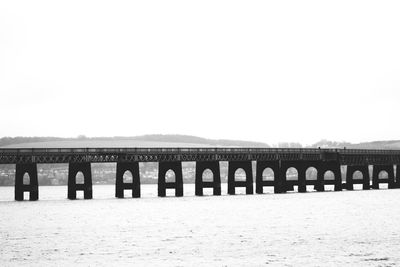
left=0, top=147, right=399, bottom=201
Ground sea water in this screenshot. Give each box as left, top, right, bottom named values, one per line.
left=1, top=185, right=400, bottom=266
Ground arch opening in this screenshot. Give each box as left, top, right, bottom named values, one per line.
left=23, top=173, right=30, bottom=185
left=378, top=170, right=389, bottom=189
left=324, top=170, right=335, bottom=180
left=286, top=167, right=298, bottom=192
left=352, top=170, right=363, bottom=190
left=165, top=169, right=176, bottom=183
left=323, top=170, right=335, bottom=191
left=262, top=168, right=274, bottom=181
left=202, top=169, right=214, bottom=182
left=286, top=167, right=298, bottom=181
left=76, top=171, right=84, bottom=184
left=123, top=170, right=133, bottom=183
left=234, top=168, right=246, bottom=182
left=378, top=170, right=388, bottom=179
left=306, top=167, right=317, bottom=180
left=352, top=170, right=363, bottom=180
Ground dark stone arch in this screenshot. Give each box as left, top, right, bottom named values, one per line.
left=227, top=161, right=253, bottom=195
left=317, top=161, right=342, bottom=191
left=372, top=165, right=395, bottom=189
left=346, top=165, right=370, bottom=190
left=116, top=162, right=141, bottom=198
left=195, top=161, right=221, bottom=196
left=15, top=163, right=38, bottom=201
left=68, top=162, right=92, bottom=199
left=286, top=167, right=301, bottom=191
left=280, top=161, right=306, bottom=193
left=305, top=165, right=320, bottom=191
left=158, top=161, right=183, bottom=197
left=256, top=161, right=279, bottom=194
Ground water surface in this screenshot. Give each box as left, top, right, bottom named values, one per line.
left=1, top=185, right=399, bottom=266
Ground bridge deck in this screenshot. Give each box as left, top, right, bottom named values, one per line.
left=1, top=147, right=400, bottom=165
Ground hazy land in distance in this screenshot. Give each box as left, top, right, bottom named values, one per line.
left=1, top=134, right=400, bottom=149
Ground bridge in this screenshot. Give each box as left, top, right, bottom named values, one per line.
left=1, top=147, right=400, bottom=201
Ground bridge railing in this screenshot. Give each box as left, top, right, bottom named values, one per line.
left=1, top=147, right=400, bottom=155
left=0, top=147, right=322, bottom=154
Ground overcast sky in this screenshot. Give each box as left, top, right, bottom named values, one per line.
left=0, top=0, right=399, bottom=145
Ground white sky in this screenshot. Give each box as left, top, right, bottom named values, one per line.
left=0, top=0, right=399, bottom=145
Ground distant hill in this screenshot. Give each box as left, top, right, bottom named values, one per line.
left=0, top=135, right=270, bottom=148
left=309, top=139, right=400, bottom=150
left=1, top=135, right=400, bottom=149
left=351, top=140, right=400, bottom=149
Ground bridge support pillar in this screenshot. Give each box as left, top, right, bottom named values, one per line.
left=396, top=165, right=400, bottom=188
left=158, top=161, right=183, bottom=197
left=372, top=165, right=395, bottom=189
left=346, top=165, right=370, bottom=190
left=317, top=161, right=342, bottom=192
left=298, top=165, right=307, bottom=193
left=68, top=162, right=92, bottom=200
left=280, top=161, right=307, bottom=193
left=195, top=161, right=221, bottom=196
left=227, top=161, right=253, bottom=195
left=15, top=163, right=39, bottom=201
left=116, top=162, right=141, bottom=198
left=256, top=161, right=279, bottom=194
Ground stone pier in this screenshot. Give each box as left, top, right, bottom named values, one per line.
left=68, top=162, right=93, bottom=200
left=15, top=163, right=38, bottom=201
